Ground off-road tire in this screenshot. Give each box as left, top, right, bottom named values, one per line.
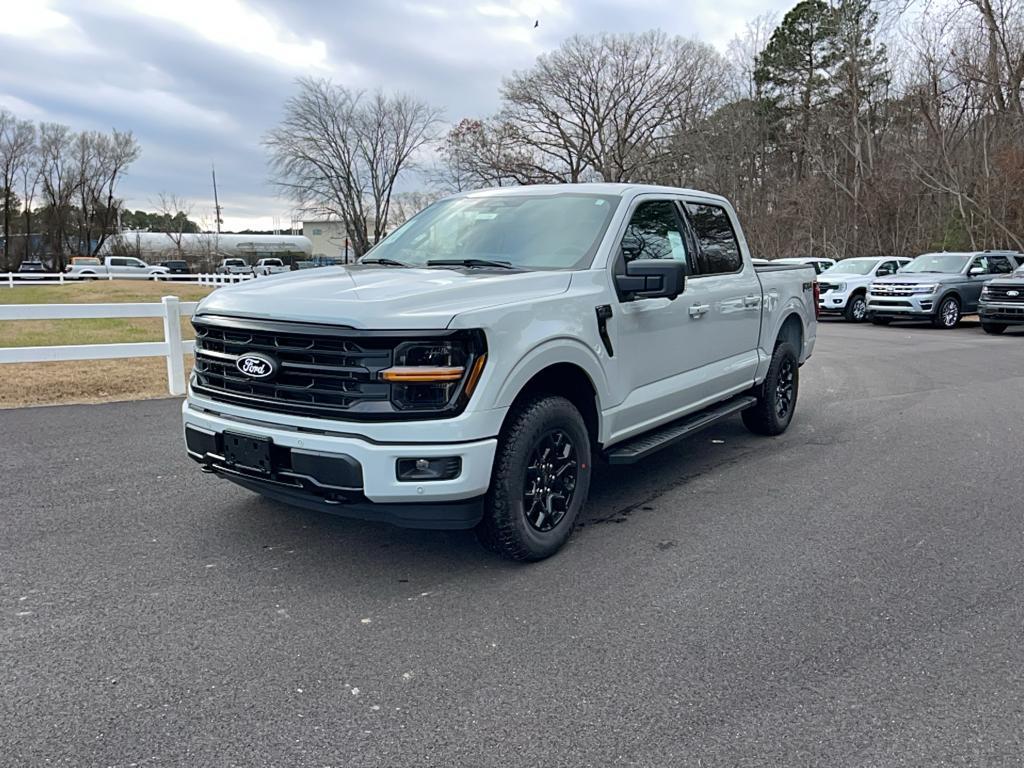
left=982, top=322, right=1007, bottom=335
left=844, top=293, right=868, bottom=322
left=931, top=295, right=961, bottom=329
left=476, top=395, right=591, bottom=561
left=742, top=341, right=799, bottom=437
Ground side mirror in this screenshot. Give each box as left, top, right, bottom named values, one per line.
left=876, top=268, right=891, bottom=276
left=968, top=266, right=985, bottom=276
left=615, top=259, right=686, bottom=301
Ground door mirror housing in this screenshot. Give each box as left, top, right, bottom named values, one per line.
left=876, top=267, right=892, bottom=276
left=615, top=259, right=687, bottom=301
left=968, top=266, right=985, bottom=277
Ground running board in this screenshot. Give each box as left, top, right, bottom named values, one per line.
left=603, top=395, right=758, bottom=465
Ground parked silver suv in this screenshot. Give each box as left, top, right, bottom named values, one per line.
left=867, top=251, right=1020, bottom=329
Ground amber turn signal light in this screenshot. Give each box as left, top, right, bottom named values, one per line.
left=380, top=366, right=465, bottom=382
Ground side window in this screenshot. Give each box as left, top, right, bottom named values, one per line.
left=110, top=258, right=127, bottom=267
left=620, top=201, right=687, bottom=263
left=129, top=259, right=145, bottom=268
left=970, top=256, right=988, bottom=273
left=988, top=256, right=1013, bottom=274
left=684, top=202, right=742, bottom=275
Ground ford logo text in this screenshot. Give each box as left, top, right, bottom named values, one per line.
left=236, top=352, right=278, bottom=379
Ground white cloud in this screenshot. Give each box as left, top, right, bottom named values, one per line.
left=118, top=0, right=330, bottom=71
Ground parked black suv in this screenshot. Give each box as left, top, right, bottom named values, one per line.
left=978, top=264, right=1024, bottom=334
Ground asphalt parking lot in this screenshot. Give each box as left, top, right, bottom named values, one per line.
left=3, top=319, right=1023, bottom=767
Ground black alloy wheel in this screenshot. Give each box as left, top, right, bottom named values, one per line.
left=523, top=429, right=578, bottom=532
left=775, top=357, right=795, bottom=420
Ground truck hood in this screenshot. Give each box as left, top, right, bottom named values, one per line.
left=194, top=265, right=573, bottom=329
left=872, top=272, right=962, bottom=284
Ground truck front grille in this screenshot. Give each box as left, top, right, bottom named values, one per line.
left=191, top=316, right=397, bottom=419
left=871, top=283, right=917, bottom=296
left=985, top=285, right=1024, bottom=303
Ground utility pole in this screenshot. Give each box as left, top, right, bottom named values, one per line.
left=211, top=163, right=223, bottom=234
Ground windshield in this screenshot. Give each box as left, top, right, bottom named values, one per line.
left=902, top=253, right=970, bottom=274
left=364, top=193, right=620, bottom=270
left=823, top=258, right=878, bottom=275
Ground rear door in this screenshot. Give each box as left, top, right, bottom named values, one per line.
left=681, top=200, right=762, bottom=394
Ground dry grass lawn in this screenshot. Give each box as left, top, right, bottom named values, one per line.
left=1, top=280, right=214, bottom=409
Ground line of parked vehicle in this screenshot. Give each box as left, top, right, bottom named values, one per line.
left=812, top=250, right=1023, bottom=333
left=9, top=255, right=318, bottom=281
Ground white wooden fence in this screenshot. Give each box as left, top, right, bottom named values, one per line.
left=0, top=297, right=199, bottom=395
left=2, top=272, right=254, bottom=287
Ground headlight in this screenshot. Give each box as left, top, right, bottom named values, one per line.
left=381, top=332, right=487, bottom=411
left=981, top=286, right=991, bottom=297
left=832, top=282, right=846, bottom=293
left=912, top=284, right=939, bottom=294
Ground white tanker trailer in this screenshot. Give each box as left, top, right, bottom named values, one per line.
left=104, top=232, right=313, bottom=263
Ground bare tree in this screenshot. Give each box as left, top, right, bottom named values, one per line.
left=265, top=78, right=442, bottom=257
left=74, top=129, right=141, bottom=257
left=155, top=192, right=194, bottom=257
left=0, top=110, right=36, bottom=269
left=37, top=123, right=77, bottom=268
left=499, top=31, right=726, bottom=183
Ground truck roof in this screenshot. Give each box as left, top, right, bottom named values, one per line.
left=458, top=183, right=731, bottom=206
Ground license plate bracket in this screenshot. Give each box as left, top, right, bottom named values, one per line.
left=222, top=431, right=273, bottom=475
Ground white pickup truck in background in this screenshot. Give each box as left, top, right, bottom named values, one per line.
left=64, top=256, right=169, bottom=280
left=183, top=184, right=817, bottom=560
left=253, top=258, right=290, bottom=276
left=215, top=258, right=252, bottom=275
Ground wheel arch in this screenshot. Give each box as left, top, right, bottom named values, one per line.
left=497, top=359, right=602, bottom=448
left=775, top=312, right=804, bottom=352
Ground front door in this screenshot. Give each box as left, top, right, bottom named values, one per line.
left=606, top=198, right=703, bottom=440
left=964, top=254, right=1015, bottom=311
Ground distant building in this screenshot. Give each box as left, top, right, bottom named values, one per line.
left=303, top=219, right=352, bottom=263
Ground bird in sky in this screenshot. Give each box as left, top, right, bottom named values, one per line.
left=534, top=20, right=539, bottom=28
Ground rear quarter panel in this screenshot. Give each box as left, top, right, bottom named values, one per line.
left=754, top=265, right=817, bottom=379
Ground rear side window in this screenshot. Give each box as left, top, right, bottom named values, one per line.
left=685, top=203, right=742, bottom=275
left=987, top=255, right=1014, bottom=274
left=620, top=201, right=688, bottom=263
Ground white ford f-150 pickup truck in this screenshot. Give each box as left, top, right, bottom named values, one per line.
left=183, top=184, right=817, bottom=560
left=65, top=256, right=169, bottom=280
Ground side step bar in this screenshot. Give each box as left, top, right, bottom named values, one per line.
left=603, top=395, right=758, bottom=465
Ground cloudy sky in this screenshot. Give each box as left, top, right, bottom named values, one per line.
left=0, top=0, right=790, bottom=231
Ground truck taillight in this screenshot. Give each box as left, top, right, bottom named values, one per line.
left=812, top=281, right=821, bottom=318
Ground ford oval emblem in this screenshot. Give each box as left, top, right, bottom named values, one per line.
left=1008, top=290, right=1020, bottom=297
left=236, top=352, right=278, bottom=379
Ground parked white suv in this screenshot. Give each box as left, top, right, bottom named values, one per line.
left=818, top=257, right=911, bottom=322
left=183, top=184, right=817, bottom=560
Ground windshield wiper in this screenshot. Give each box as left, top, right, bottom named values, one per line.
left=360, top=257, right=412, bottom=267
left=427, top=258, right=516, bottom=270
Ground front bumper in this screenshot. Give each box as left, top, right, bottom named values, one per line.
left=978, top=301, right=1024, bottom=324
left=183, top=400, right=497, bottom=529
left=818, top=290, right=850, bottom=314
left=866, top=291, right=938, bottom=318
